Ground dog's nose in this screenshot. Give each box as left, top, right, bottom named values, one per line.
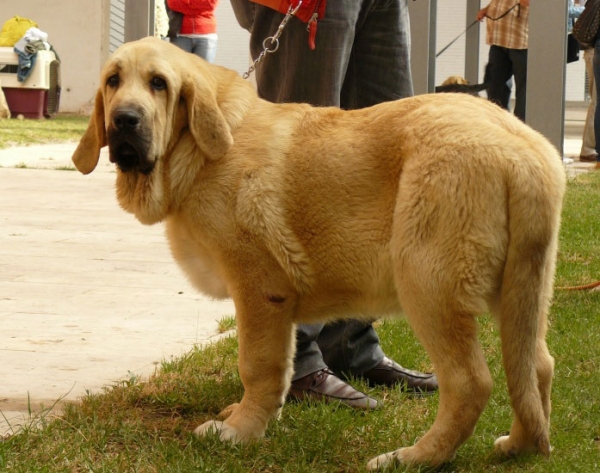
left=112, top=110, right=141, bottom=131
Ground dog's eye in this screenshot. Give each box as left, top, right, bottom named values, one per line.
left=151, top=77, right=167, bottom=91
left=107, top=74, right=119, bottom=88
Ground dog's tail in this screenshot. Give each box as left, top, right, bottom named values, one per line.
left=497, top=140, right=565, bottom=455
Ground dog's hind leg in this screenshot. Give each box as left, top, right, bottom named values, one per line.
left=367, top=279, right=493, bottom=469
left=194, top=290, right=296, bottom=442
left=492, top=229, right=557, bottom=458
left=491, top=148, right=563, bottom=458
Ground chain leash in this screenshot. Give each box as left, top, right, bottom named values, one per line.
left=243, top=1, right=303, bottom=79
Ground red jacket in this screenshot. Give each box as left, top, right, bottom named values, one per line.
left=167, top=0, right=219, bottom=35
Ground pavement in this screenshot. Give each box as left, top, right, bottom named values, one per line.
left=0, top=143, right=236, bottom=436
left=0, top=106, right=596, bottom=436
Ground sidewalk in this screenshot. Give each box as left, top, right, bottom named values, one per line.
left=0, top=110, right=595, bottom=436
left=0, top=143, right=235, bottom=436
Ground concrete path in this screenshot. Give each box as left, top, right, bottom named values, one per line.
left=0, top=143, right=235, bottom=435
left=0, top=126, right=595, bottom=436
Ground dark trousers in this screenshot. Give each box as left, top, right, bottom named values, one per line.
left=486, top=45, right=528, bottom=121
left=230, top=0, right=413, bottom=380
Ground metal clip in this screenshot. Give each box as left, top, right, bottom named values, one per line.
left=243, top=1, right=304, bottom=79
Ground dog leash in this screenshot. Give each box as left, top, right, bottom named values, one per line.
left=436, top=20, right=478, bottom=58
left=556, top=280, right=600, bottom=291
left=436, top=3, right=522, bottom=58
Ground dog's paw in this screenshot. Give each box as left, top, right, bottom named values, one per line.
left=494, top=435, right=517, bottom=456
left=494, top=434, right=551, bottom=457
left=194, top=420, right=242, bottom=443
left=366, top=449, right=407, bottom=470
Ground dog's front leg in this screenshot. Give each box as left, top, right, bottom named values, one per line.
left=194, top=293, right=296, bottom=442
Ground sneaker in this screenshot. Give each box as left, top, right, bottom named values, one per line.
left=580, top=153, right=598, bottom=163
left=562, top=157, right=574, bottom=164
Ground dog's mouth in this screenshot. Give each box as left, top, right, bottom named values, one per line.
left=108, top=137, right=155, bottom=175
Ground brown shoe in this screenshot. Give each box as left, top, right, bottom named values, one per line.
left=288, top=368, right=378, bottom=409
left=580, top=153, right=598, bottom=163
left=596, top=161, right=600, bottom=170
left=361, top=357, right=438, bottom=394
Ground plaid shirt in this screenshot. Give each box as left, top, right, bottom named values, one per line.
left=485, top=0, right=529, bottom=50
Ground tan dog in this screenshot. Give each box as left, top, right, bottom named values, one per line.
left=436, top=74, right=488, bottom=96
left=72, top=37, right=565, bottom=469
left=0, top=78, right=11, bottom=119
left=441, top=75, right=470, bottom=86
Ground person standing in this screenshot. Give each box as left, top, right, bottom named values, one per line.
left=230, top=0, right=438, bottom=409
left=167, top=0, right=219, bottom=62
left=591, top=2, right=600, bottom=169
left=477, top=0, right=530, bottom=121
left=575, top=0, right=599, bottom=162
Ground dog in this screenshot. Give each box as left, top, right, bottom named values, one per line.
left=0, top=78, right=11, bottom=119
left=72, top=37, right=565, bottom=469
left=435, top=74, right=489, bottom=96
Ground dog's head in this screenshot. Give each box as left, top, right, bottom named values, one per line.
left=72, top=37, right=252, bottom=223
left=441, top=76, right=470, bottom=87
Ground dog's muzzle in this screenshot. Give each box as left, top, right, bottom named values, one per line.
left=108, top=108, right=154, bottom=175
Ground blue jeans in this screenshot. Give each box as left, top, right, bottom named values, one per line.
left=593, top=37, right=600, bottom=160
left=486, top=45, right=528, bottom=121
left=171, top=35, right=217, bottom=63
left=231, top=0, right=412, bottom=379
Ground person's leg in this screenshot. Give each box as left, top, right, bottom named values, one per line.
left=247, top=4, right=382, bottom=409
left=318, top=320, right=438, bottom=392
left=171, top=35, right=193, bottom=53
left=318, top=320, right=385, bottom=374
left=581, top=48, right=597, bottom=159
left=342, top=0, right=414, bottom=109
left=191, top=36, right=218, bottom=63
left=510, top=48, right=528, bottom=121
left=249, top=1, right=362, bottom=105
left=486, top=45, right=513, bottom=111
left=293, top=323, right=328, bottom=380
left=594, top=38, right=600, bottom=168
left=289, top=322, right=378, bottom=408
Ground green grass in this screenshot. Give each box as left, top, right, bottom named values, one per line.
left=1, top=166, right=599, bottom=471
left=0, top=114, right=89, bottom=149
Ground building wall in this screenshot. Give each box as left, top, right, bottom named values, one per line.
left=1, top=0, right=111, bottom=112
left=0, top=0, right=587, bottom=113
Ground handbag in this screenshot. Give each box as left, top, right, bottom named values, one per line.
left=572, top=0, right=600, bottom=49
left=250, top=0, right=327, bottom=49
left=567, top=33, right=580, bottom=63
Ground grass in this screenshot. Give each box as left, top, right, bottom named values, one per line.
left=0, top=124, right=599, bottom=470
left=0, top=114, right=89, bottom=149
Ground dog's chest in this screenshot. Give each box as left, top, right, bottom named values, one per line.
left=165, top=218, right=230, bottom=300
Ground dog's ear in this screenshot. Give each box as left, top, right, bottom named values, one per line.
left=181, top=69, right=233, bottom=161
left=72, top=89, right=107, bottom=174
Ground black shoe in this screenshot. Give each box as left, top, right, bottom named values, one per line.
left=361, top=357, right=438, bottom=393
left=580, top=153, right=598, bottom=163
left=288, top=368, right=378, bottom=409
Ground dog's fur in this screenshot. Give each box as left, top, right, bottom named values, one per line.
left=72, top=37, right=565, bottom=469
left=442, top=75, right=470, bottom=86
left=0, top=78, right=11, bottom=119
